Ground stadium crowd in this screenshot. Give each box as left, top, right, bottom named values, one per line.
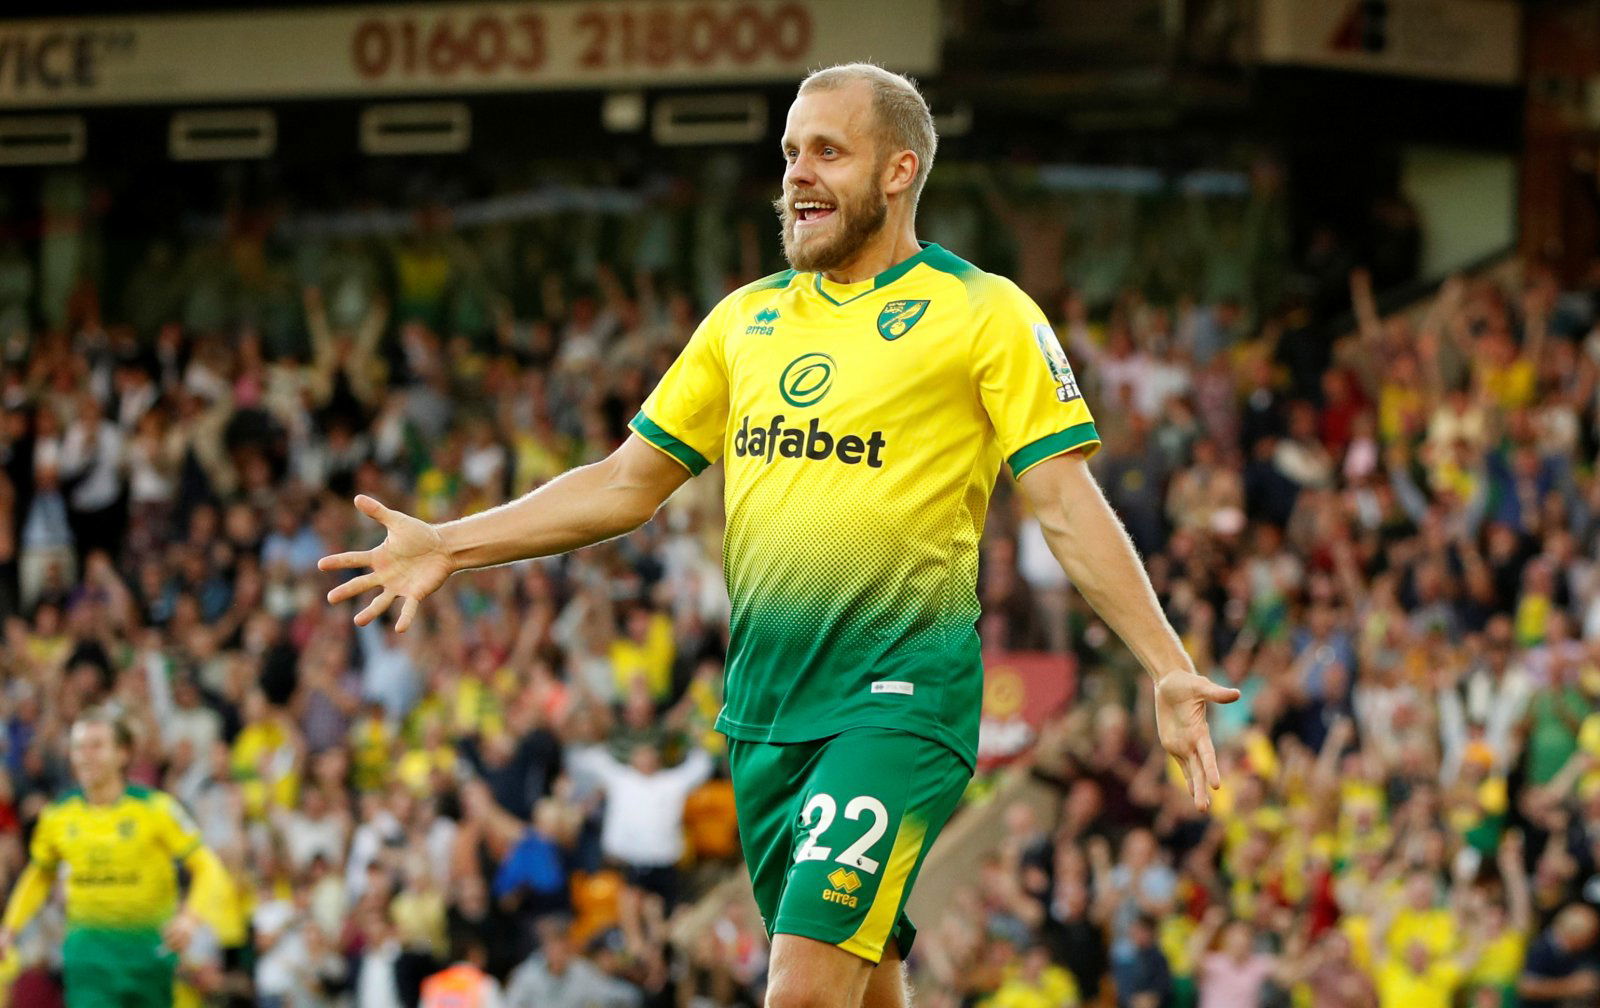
left=0, top=165, right=1596, bottom=1008
left=921, top=266, right=1600, bottom=1007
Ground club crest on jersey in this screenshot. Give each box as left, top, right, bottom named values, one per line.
left=1032, top=323, right=1082, bottom=402
left=877, top=299, right=930, bottom=340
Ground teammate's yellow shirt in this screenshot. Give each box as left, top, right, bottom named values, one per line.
left=631, top=243, right=1099, bottom=766
left=15, top=786, right=202, bottom=933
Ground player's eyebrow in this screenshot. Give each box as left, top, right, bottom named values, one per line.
left=781, top=132, right=849, bottom=153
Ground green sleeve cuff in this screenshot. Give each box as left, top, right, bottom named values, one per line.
left=1007, top=422, right=1101, bottom=478
left=629, top=411, right=712, bottom=476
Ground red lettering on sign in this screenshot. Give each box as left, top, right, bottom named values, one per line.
left=772, top=4, right=812, bottom=60
left=351, top=20, right=391, bottom=79
left=347, top=4, right=817, bottom=82
left=683, top=6, right=719, bottom=65
left=726, top=6, right=762, bottom=64
left=575, top=11, right=607, bottom=69
left=510, top=15, right=544, bottom=72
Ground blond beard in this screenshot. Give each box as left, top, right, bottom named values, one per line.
left=774, top=185, right=889, bottom=273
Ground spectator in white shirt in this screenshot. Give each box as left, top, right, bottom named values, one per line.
left=57, top=392, right=125, bottom=563
left=274, top=785, right=351, bottom=873
left=164, top=674, right=222, bottom=761
left=566, top=741, right=713, bottom=913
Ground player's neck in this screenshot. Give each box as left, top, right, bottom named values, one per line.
left=83, top=777, right=126, bottom=805
left=819, top=225, right=921, bottom=286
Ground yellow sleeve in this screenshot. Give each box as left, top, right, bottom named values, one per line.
left=179, top=844, right=229, bottom=924
left=969, top=279, right=1100, bottom=478
left=2, top=811, right=59, bottom=932
left=630, top=296, right=735, bottom=476
left=152, top=792, right=203, bottom=860
left=1579, top=714, right=1600, bottom=756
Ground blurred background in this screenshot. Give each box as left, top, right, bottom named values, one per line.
left=0, top=0, right=1597, bottom=1006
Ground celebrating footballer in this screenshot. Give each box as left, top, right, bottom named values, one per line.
left=320, top=63, right=1238, bottom=1008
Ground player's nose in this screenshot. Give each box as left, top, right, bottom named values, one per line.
left=783, top=157, right=815, bottom=190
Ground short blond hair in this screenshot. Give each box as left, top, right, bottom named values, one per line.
left=73, top=707, right=134, bottom=752
left=798, top=63, right=937, bottom=213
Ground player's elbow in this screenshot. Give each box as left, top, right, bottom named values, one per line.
left=610, top=484, right=667, bottom=533
left=595, top=440, right=688, bottom=533
left=1029, top=493, right=1075, bottom=542
left=585, top=459, right=663, bottom=535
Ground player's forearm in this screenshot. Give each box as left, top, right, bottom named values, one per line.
left=439, top=458, right=659, bottom=573
left=1031, top=465, right=1189, bottom=677
left=1, top=862, right=53, bottom=933
left=180, top=845, right=229, bottom=921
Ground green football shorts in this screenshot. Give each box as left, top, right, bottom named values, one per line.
left=62, top=928, right=176, bottom=1008
left=727, top=727, right=971, bottom=964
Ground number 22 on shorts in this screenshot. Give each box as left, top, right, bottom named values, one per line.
left=794, top=793, right=888, bottom=873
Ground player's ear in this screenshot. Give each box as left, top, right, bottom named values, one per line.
left=882, top=149, right=917, bottom=198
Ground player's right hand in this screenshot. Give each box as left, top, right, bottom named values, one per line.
left=318, top=495, right=453, bottom=633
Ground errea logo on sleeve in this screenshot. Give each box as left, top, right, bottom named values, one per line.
left=747, top=307, right=780, bottom=336
left=1032, top=323, right=1082, bottom=402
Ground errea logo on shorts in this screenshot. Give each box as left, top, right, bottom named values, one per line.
left=823, top=868, right=862, bottom=908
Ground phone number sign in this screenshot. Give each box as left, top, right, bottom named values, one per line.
left=0, top=0, right=939, bottom=107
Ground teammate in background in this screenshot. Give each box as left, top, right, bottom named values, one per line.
left=321, top=62, right=1238, bottom=1008
left=0, top=710, right=228, bottom=1008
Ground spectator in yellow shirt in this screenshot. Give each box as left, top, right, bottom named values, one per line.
left=1386, top=870, right=1456, bottom=961
left=1371, top=901, right=1484, bottom=1008
left=1466, top=832, right=1532, bottom=1003
left=982, top=941, right=1080, bottom=1008
left=609, top=601, right=675, bottom=701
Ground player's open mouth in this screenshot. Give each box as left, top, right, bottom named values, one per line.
left=794, top=200, right=836, bottom=226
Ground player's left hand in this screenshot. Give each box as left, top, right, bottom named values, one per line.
left=1153, top=668, right=1240, bottom=814
left=162, top=912, right=198, bottom=954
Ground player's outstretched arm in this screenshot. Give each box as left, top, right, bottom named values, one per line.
left=165, top=843, right=230, bottom=952
left=319, top=435, right=691, bottom=632
left=1017, top=451, right=1239, bottom=812
left=0, top=860, right=54, bottom=953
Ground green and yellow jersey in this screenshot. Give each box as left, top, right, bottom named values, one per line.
left=2, top=785, right=223, bottom=945
left=632, top=242, right=1098, bottom=767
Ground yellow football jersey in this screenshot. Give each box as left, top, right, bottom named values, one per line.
left=631, top=243, right=1099, bottom=766
left=23, top=786, right=201, bottom=932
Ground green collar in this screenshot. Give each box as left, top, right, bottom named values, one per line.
left=812, top=241, right=942, bottom=306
